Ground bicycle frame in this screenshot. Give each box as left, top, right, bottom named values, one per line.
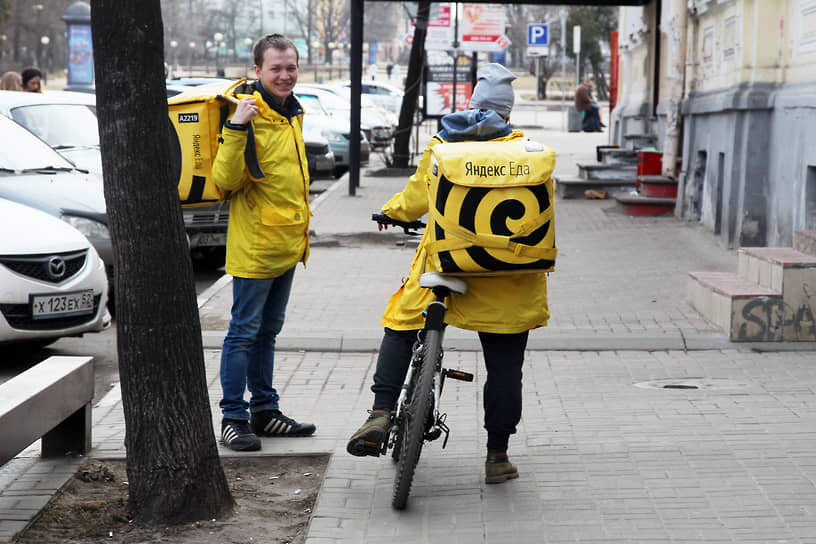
left=388, top=298, right=450, bottom=453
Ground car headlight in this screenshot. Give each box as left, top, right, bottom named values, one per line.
left=323, top=130, right=344, bottom=142
left=62, top=215, right=111, bottom=239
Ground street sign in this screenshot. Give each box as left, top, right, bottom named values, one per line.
left=460, top=3, right=508, bottom=52
left=527, top=47, right=549, bottom=57
left=527, top=23, right=549, bottom=46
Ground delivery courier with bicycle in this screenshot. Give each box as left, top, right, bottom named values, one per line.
left=346, top=63, right=557, bottom=509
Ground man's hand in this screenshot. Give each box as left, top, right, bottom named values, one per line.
left=231, top=97, right=259, bottom=125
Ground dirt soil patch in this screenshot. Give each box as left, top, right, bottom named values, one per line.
left=15, top=455, right=329, bottom=544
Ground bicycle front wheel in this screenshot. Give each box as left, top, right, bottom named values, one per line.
left=392, top=329, right=442, bottom=510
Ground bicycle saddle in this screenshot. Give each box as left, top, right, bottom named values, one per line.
left=419, top=272, right=467, bottom=295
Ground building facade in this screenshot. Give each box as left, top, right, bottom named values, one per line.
left=611, top=0, right=816, bottom=248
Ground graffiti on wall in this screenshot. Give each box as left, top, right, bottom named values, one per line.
left=738, top=296, right=816, bottom=341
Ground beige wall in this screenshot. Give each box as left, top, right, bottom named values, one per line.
left=684, top=0, right=816, bottom=91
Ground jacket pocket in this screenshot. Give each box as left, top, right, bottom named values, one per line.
left=259, top=206, right=307, bottom=247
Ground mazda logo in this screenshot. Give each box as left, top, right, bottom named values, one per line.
left=47, top=256, right=66, bottom=280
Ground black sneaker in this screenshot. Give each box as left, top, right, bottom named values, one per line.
left=221, top=418, right=261, bottom=451
left=251, top=410, right=316, bottom=437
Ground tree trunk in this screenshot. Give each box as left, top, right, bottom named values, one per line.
left=392, top=0, right=430, bottom=169
left=90, top=0, right=234, bottom=525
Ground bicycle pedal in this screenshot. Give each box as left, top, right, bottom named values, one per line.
left=444, top=369, right=474, bottom=382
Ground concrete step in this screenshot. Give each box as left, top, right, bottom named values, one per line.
left=554, top=175, right=636, bottom=199
left=597, top=146, right=639, bottom=165
left=623, top=133, right=657, bottom=149
left=737, top=247, right=816, bottom=291
left=638, top=175, right=678, bottom=198
left=614, top=193, right=675, bottom=216
left=794, top=230, right=816, bottom=256
left=687, top=271, right=783, bottom=342
left=736, top=247, right=816, bottom=341
left=577, top=162, right=637, bottom=180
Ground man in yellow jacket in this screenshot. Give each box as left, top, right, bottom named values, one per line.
left=347, top=64, right=550, bottom=484
left=213, top=34, right=315, bottom=452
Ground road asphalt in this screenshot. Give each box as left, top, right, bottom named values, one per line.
left=3, top=103, right=816, bottom=543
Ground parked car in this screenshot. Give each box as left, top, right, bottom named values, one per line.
left=0, top=198, right=110, bottom=347
left=0, top=114, right=112, bottom=276
left=295, top=83, right=395, bottom=150
left=302, top=125, right=336, bottom=179
left=332, top=84, right=400, bottom=135
left=0, top=90, right=228, bottom=269
left=335, top=80, right=404, bottom=116
left=296, top=90, right=370, bottom=177
left=0, top=90, right=101, bottom=176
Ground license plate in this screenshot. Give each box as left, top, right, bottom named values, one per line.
left=31, top=289, right=95, bottom=320
left=191, top=232, right=227, bottom=247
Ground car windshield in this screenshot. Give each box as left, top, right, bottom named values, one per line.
left=297, top=94, right=330, bottom=117
left=0, top=116, right=76, bottom=171
left=10, top=104, right=100, bottom=148
left=333, top=87, right=379, bottom=109
left=295, top=89, right=347, bottom=112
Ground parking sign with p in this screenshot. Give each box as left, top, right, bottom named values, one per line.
left=527, top=24, right=548, bottom=46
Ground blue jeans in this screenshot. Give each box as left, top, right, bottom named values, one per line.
left=219, top=268, right=295, bottom=421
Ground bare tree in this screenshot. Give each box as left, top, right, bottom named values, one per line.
left=285, top=0, right=314, bottom=64
left=90, top=0, right=235, bottom=525
left=314, top=0, right=348, bottom=65
left=364, top=0, right=399, bottom=43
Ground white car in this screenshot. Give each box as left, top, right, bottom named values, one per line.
left=0, top=90, right=229, bottom=270
left=335, top=80, right=405, bottom=117
left=296, top=91, right=370, bottom=177
left=295, top=84, right=395, bottom=149
left=0, top=198, right=110, bottom=347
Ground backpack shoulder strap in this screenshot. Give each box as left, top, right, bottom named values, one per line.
left=218, top=80, right=265, bottom=180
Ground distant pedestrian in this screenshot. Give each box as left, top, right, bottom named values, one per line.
left=574, top=79, right=603, bottom=132
left=0, top=71, right=22, bottom=91
left=369, top=62, right=377, bottom=81
left=386, top=63, right=393, bottom=80
left=21, top=67, right=42, bottom=93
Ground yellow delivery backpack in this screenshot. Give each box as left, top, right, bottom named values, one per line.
left=424, top=139, right=557, bottom=275
left=167, top=78, right=263, bottom=207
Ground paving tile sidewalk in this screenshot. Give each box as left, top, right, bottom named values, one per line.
left=4, top=115, right=816, bottom=542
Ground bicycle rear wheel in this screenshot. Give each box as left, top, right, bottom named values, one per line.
left=392, top=329, right=442, bottom=510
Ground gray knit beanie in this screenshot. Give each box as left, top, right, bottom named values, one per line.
left=469, top=63, right=516, bottom=118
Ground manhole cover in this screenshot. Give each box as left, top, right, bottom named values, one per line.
left=634, top=378, right=753, bottom=391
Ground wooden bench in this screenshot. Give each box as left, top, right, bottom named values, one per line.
left=0, top=356, right=94, bottom=465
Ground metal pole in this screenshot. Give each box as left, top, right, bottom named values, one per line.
left=561, top=13, right=566, bottom=131
left=451, top=2, right=459, bottom=113
left=349, top=0, right=363, bottom=195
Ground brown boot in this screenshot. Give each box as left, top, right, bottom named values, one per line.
left=346, top=410, right=391, bottom=457
left=485, top=452, right=519, bottom=484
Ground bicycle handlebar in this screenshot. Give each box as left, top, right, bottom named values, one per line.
left=371, top=213, right=426, bottom=235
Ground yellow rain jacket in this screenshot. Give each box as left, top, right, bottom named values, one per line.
left=381, top=110, right=552, bottom=334
left=212, top=88, right=310, bottom=279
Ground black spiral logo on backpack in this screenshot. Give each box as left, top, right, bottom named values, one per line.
left=434, top=175, right=554, bottom=273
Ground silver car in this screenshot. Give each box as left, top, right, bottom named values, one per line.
left=0, top=114, right=114, bottom=298
left=0, top=90, right=228, bottom=269
left=295, top=84, right=395, bottom=150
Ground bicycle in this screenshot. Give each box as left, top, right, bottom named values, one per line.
left=371, top=212, right=475, bottom=510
